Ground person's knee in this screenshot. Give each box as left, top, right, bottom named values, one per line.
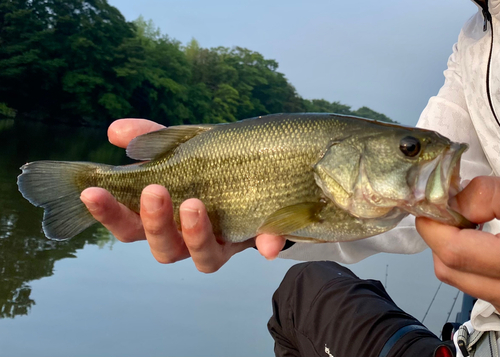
left=269, top=261, right=353, bottom=350
left=273, top=261, right=360, bottom=311
left=280, top=261, right=357, bottom=290
left=299, top=260, right=358, bottom=280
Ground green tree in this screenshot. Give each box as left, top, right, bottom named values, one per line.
left=0, top=0, right=136, bottom=125
left=352, top=106, right=396, bottom=123
left=0, top=103, right=16, bottom=118
left=303, top=99, right=352, bottom=115
left=113, top=17, right=193, bottom=126
left=0, top=0, right=65, bottom=120
left=0, top=2, right=395, bottom=126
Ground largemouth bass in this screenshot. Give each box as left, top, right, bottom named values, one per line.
left=17, top=113, right=475, bottom=242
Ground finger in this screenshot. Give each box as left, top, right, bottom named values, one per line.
left=140, top=185, right=190, bottom=264
left=416, top=217, right=500, bottom=278
left=255, top=234, right=286, bottom=260
left=80, top=187, right=145, bottom=242
left=108, top=119, right=165, bottom=148
left=450, top=176, right=500, bottom=223
left=180, top=199, right=254, bottom=273
left=432, top=252, right=500, bottom=310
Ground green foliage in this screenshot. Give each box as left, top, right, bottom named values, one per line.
left=352, top=106, right=396, bottom=123
left=0, top=103, right=16, bottom=118
left=303, top=100, right=396, bottom=123
left=0, top=1, right=395, bottom=126
left=304, top=99, right=352, bottom=115
left=0, top=0, right=134, bottom=124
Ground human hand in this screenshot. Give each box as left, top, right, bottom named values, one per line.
left=80, top=119, right=286, bottom=272
left=416, top=176, right=500, bottom=311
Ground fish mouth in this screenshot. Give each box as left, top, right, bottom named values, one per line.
left=415, top=142, right=466, bottom=204
left=412, top=142, right=477, bottom=228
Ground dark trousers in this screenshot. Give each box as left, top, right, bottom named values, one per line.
left=268, top=261, right=455, bottom=357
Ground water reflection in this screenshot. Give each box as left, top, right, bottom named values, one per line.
left=0, top=120, right=125, bottom=318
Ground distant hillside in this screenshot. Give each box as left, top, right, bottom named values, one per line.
left=0, top=2, right=394, bottom=126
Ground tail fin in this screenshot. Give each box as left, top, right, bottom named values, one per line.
left=17, top=161, right=109, bottom=240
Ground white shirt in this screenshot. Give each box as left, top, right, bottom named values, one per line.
left=454, top=300, right=500, bottom=357
left=279, top=0, right=500, bottom=265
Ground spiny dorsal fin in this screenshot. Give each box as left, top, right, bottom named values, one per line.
left=126, top=125, right=214, bottom=161
left=257, top=202, right=325, bottom=236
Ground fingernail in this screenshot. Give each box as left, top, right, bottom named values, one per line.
left=181, top=207, right=199, bottom=229
left=264, top=250, right=279, bottom=261
left=81, top=196, right=99, bottom=212
left=143, top=192, right=163, bottom=213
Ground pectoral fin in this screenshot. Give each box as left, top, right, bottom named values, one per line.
left=126, top=125, right=214, bottom=160
left=257, top=202, right=325, bottom=236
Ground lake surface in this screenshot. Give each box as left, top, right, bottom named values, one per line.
left=0, top=119, right=465, bottom=356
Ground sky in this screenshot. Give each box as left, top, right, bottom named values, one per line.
left=107, top=0, right=478, bottom=126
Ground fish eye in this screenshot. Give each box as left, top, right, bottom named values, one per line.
left=399, top=136, right=421, bottom=157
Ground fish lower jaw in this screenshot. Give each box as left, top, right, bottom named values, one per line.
left=412, top=145, right=466, bottom=211
left=401, top=199, right=472, bottom=228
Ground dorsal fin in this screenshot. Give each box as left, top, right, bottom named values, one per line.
left=126, top=125, right=214, bottom=160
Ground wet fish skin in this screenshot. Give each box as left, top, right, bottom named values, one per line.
left=17, top=113, right=473, bottom=242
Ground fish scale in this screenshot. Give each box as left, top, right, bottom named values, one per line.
left=75, top=116, right=338, bottom=240
left=17, top=113, right=474, bottom=241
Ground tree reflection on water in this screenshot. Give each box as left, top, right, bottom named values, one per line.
left=0, top=120, right=127, bottom=318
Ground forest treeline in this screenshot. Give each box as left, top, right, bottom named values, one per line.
left=0, top=0, right=395, bottom=126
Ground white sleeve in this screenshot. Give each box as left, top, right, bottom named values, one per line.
left=417, top=43, right=493, bottom=181
left=279, top=42, right=494, bottom=263
left=418, top=43, right=499, bottom=236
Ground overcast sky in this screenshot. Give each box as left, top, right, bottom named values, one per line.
left=108, top=0, right=478, bottom=126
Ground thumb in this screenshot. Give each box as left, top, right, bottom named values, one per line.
left=449, top=176, right=500, bottom=223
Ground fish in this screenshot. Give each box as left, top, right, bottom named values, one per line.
left=17, top=113, right=476, bottom=242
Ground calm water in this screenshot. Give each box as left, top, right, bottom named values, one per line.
left=0, top=119, right=464, bottom=356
